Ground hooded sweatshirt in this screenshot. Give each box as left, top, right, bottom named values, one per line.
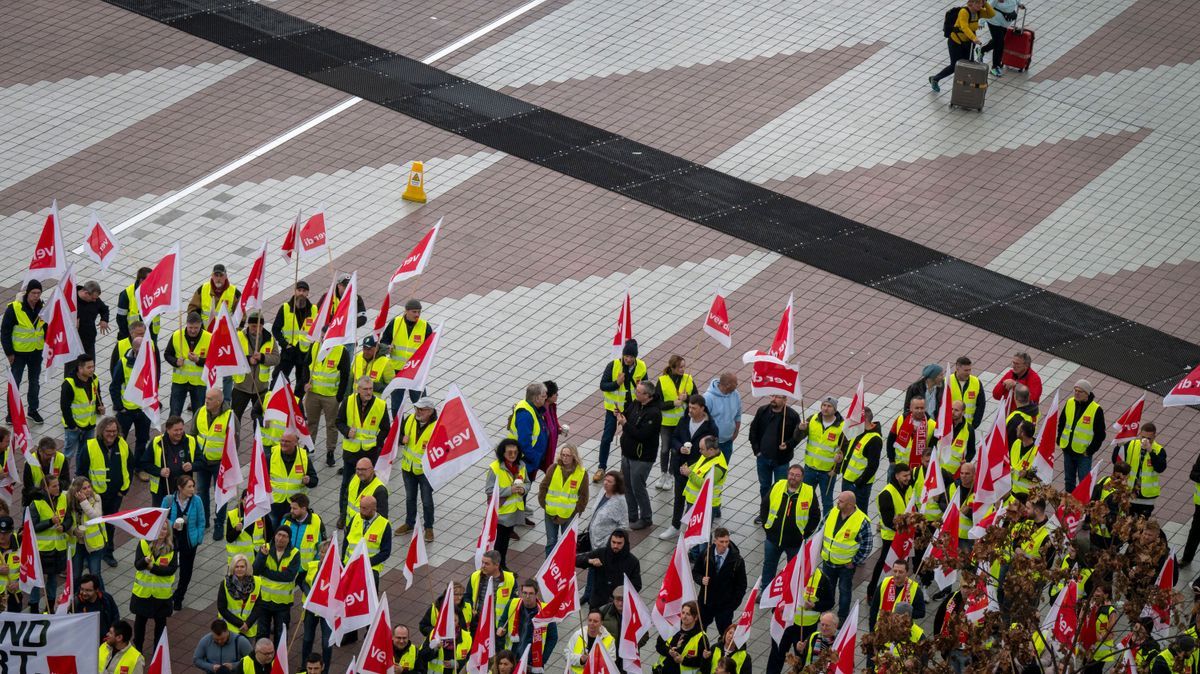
left=703, top=378, right=742, bottom=443
left=575, top=530, right=641, bottom=607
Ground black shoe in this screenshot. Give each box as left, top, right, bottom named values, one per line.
left=325, top=454, right=336, bottom=468
left=212, top=529, right=223, bottom=542
left=337, top=466, right=344, bottom=475
left=172, top=599, right=183, bottom=611
left=103, top=556, right=118, bottom=568
left=28, top=411, right=43, bottom=424
left=753, top=516, right=764, bottom=524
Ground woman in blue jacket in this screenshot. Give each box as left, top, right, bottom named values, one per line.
left=163, top=473, right=206, bottom=610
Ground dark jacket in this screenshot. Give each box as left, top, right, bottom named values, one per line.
left=1, top=298, right=45, bottom=356
left=130, top=544, right=178, bottom=618
left=217, top=576, right=264, bottom=633
left=336, top=396, right=393, bottom=451
left=655, top=625, right=709, bottom=674
left=748, top=405, right=801, bottom=464
left=762, top=480, right=821, bottom=549
left=163, top=329, right=207, bottom=371
left=253, top=547, right=302, bottom=608
left=75, top=294, right=110, bottom=353
left=842, top=423, right=883, bottom=487
left=61, top=374, right=102, bottom=430
left=903, top=379, right=943, bottom=420
left=77, top=436, right=130, bottom=496
left=1056, top=393, right=1107, bottom=456
left=669, top=415, right=719, bottom=472
left=73, top=589, right=121, bottom=639
left=1005, top=402, right=1041, bottom=442
left=690, top=541, right=748, bottom=615
left=619, top=400, right=661, bottom=462
left=576, top=531, right=642, bottom=607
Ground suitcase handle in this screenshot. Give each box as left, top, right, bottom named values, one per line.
left=1015, top=4, right=1027, bottom=32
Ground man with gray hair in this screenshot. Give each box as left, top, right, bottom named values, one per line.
left=238, top=638, right=275, bottom=673
left=509, top=382, right=549, bottom=483
left=620, top=380, right=661, bottom=529
left=74, top=279, right=109, bottom=362
left=992, top=350, right=1042, bottom=413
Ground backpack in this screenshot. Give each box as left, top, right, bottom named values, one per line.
left=943, top=7, right=963, bottom=37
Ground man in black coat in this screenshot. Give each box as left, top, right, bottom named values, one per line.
left=619, top=381, right=661, bottom=529
left=72, top=573, right=121, bottom=639
left=690, top=527, right=747, bottom=635
left=575, top=530, right=641, bottom=608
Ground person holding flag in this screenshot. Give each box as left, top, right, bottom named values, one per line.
left=231, top=312, right=279, bottom=421
left=396, top=396, right=438, bottom=542
left=759, top=464, right=819, bottom=590
left=886, top=398, right=936, bottom=472
left=130, top=518, right=177, bottom=653
left=596, top=339, right=647, bottom=483
left=164, top=312, right=210, bottom=418
left=343, top=494, right=391, bottom=584
left=109, top=321, right=155, bottom=479
left=392, top=624, right=420, bottom=672
left=748, top=394, right=802, bottom=524
left=78, top=417, right=130, bottom=568
left=512, top=579, right=558, bottom=670
left=564, top=610, right=616, bottom=674
left=352, top=336, right=393, bottom=393
left=660, top=396, right=718, bottom=540
left=225, top=490, right=269, bottom=569
left=304, top=336, right=350, bottom=468
left=418, top=581, right=473, bottom=641
left=117, top=266, right=160, bottom=343
left=868, top=558, right=925, bottom=630
left=336, top=377, right=390, bottom=517
left=418, top=619, right=472, bottom=674
left=252, top=527, right=300, bottom=643
left=1112, top=421, right=1168, bottom=519
left=689, top=527, right=747, bottom=634
left=653, top=600, right=709, bottom=674
left=868, top=464, right=912, bottom=592
left=681, top=436, right=727, bottom=520
left=379, top=298, right=433, bottom=411
left=60, top=353, right=104, bottom=462
left=148, top=416, right=197, bottom=499
left=268, top=431, right=318, bottom=528
left=272, top=280, right=317, bottom=393
left=187, top=264, right=242, bottom=330
left=2, top=280, right=47, bottom=424
left=840, top=407, right=883, bottom=513
left=299, top=539, right=334, bottom=669
left=23, top=436, right=70, bottom=506
left=190, top=388, right=236, bottom=541
left=466, top=551, right=517, bottom=631
left=28, top=477, right=71, bottom=612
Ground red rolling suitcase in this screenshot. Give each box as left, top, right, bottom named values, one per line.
left=1001, top=7, right=1034, bottom=72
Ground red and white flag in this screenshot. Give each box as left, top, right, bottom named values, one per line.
left=264, top=378, right=314, bottom=450
left=203, top=306, right=250, bottom=389
left=421, top=384, right=493, bottom=490
left=972, top=402, right=1011, bottom=508
left=465, top=580, right=496, bottom=674
left=123, top=335, right=162, bottom=426
left=703, top=289, right=732, bottom=349
left=0, top=440, right=18, bottom=499
left=272, top=624, right=289, bottom=674
left=233, top=241, right=267, bottom=325
left=430, top=582, right=457, bottom=642
left=772, top=535, right=822, bottom=644
left=536, top=520, right=578, bottom=601
left=927, top=493, right=961, bottom=590
left=370, top=291, right=393, bottom=339
left=41, top=290, right=84, bottom=374
left=533, top=572, right=579, bottom=628
left=583, top=636, right=621, bottom=674
left=618, top=574, right=650, bottom=672
left=1042, top=579, right=1078, bottom=656
left=85, top=506, right=169, bottom=540
left=883, top=521, right=916, bottom=575
left=54, top=557, right=73, bottom=614
left=25, top=200, right=67, bottom=285
left=651, top=535, right=697, bottom=637
left=306, top=277, right=338, bottom=343
left=303, top=538, right=342, bottom=624
left=844, top=376, right=866, bottom=429
left=388, top=218, right=443, bottom=287
left=376, top=412, right=402, bottom=485
left=474, top=482, right=500, bottom=570
left=1164, top=365, right=1200, bottom=407
left=7, top=373, right=33, bottom=464
left=402, top=527, right=427, bottom=590
left=136, top=244, right=182, bottom=323
left=281, top=209, right=329, bottom=261
left=1110, top=396, right=1146, bottom=451
left=610, top=291, right=633, bottom=355
left=680, top=471, right=714, bottom=548
left=760, top=552, right=797, bottom=610
left=333, top=540, right=380, bottom=645
left=382, top=322, right=443, bottom=396
left=935, top=366, right=953, bottom=440
left=964, top=573, right=996, bottom=624
left=318, top=272, right=358, bottom=360
left=1032, top=390, right=1061, bottom=484
left=1058, top=459, right=1103, bottom=539
left=731, top=580, right=760, bottom=649
left=830, top=602, right=859, bottom=674
left=146, top=626, right=172, bottom=674
left=749, top=359, right=803, bottom=399
left=41, top=263, right=78, bottom=322
left=243, top=428, right=273, bottom=527
left=213, top=421, right=243, bottom=512
left=919, top=442, right=946, bottom=507
left=355, top=595, right=395, bottom=674
left=83, top=211, right=120, bottom=271
left=742, top=294, right=794, bottom=365
left=1143, top=550, right=1175, bottom=629
left=18, top=508, right=43, bottom=593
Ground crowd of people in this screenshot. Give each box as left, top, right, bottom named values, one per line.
left=0, top=265, right=1195, bottom=674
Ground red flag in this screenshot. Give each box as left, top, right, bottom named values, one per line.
left=233, top=241, right=267, bottom=325
left=203, top=306, right=250, bottom=389
left=271, top=623, right=289, bottom=674
left=402, top=527, right=427, bottom=590
left=41, top=290, right=84, bottom=373
left=749, top=359, right=802, bottom=398
left=382, top=321, right=443, bottom=397
left=582, top=637, right=620, bottom=674
left=306, top=277, right=337, bottom=343
left=466, top=581, right=496, bottom=674
left=25, top=200, right=67, bottom=284
left=123, top=336, right=162, bottom=426
left=318, top=272, right=358, bottom=359
left=243, top=428, right=273, bottom=527
left=760, top=552, right=797, bottom=610
left=703, top=289, right=732, bottom=349
left=680, top=471, right=714, bottom=548
left=430, top=582, right=457, bottom=642
left=533, top=573, right=579, bottom=628
left=1143, top=550, right=1175, bottom=629
left=376, top=410, right=402, bottom=485
left=84, top=506, right=169, bottom=540
left=1032, top=390, right=1061, bottom=484
left=54, top=557, right=73, bottom=614
left=213, top=420, right=243, bottom=511
left=883, top=523, right=916, bottom=574
left=742, top=294, right=793, bottom=364
left=919, top=442, right=946, bottom=507
left=475, top=482, right=500, bottom=570
left=1044, top=579, right=1078, bottom=653
left=1110, top=396, right=1145, bottom=450
left=295, top=210, right=329, bottom=261
left=303, top=538, right=342, bottom=623
left=831, top=602, right=859, bottom=674
left=651, top=535, right=697, bottom=637
left=136, top=244, right=182, bottom=322
left=388, top=218, right=443, bottom=287
left=1057, top=459, right=1103, bottom=539
left=536, top=520, right=578, bottom=600
left=928, top=493, right=961, bottom=590
left=371, top=290, right=392, bottom=339
left=280, top=211, right=300, bottom=260
left=844, top=376, right=866, bottom=429
left=42, top=263, right=78, bottom=322
left=618, top=574, right=650, bottom=671
left=421, top=384, right=493, bottom=490
left=935, top=364, right=953, bottom=439
left=7, top=373, right=33, bottom=464
left=610, top=291, right=633, bottom=355
left=964, top=575, right=995, bottom=623
left=146, top=626, right=172, bottom=674
left=730, top=581, right=760, bottom=649
left=0, top=437, right=18, bottom=499
left=83, top=211, right=120, bottom=271
left=333, top=540, right=380, bottom=645
left=973, top=402, right=1011, bottom=507
left=264, top=378, right=314, bottom=450
left=18, top=507, right=43, bottom=594
left=355, top=595, right=395, bottom=674
left=1164, top=365, right=1200, bottom=407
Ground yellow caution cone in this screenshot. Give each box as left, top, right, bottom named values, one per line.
left=402, top=161, right=428, bottom=203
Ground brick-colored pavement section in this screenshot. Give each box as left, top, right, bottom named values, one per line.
left=1045, top=259, right=1200, bottom=344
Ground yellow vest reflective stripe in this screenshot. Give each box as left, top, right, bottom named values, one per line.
left=0, top=550, right=19, bottom=587
left=657, top=374, right=695, bottom=427
left=269, top=448, right=309, bottom=502
left=654, top=631, right=705, bottom=674
left=116, top=338, right=142, bottom=410
left=33, top=494, right=69, bottom=552
left=764, top=481, right=815, bottom=535
left=396, top=644, right=419, bottom=672
left=308, top=346, right=344, bottom=397
left=7, top=301, right=44, bottom=352
left=1124, top=439, right=1162, bottom=498
left=171, top=329, right=211, bottom=385
left=199, top=283, right=238, bottom=327
left=223, top=576, right=262, bottom=637
left=83, top=511, right=108, bottom=551
left=259, top=548, right=300, bottom=605
left=1019, top=522, right=1051, bottom=558
left=345, top=514, right=390, bottom=572
left=345, top=476, right=385, bottom=525
left=292, top=512, right=323, bottom=568
left=1058, top=399, right=1099, bottom=455
left=132, top=540, right=175, bottom=599
left=710, top=648, right=748, bottom=674
left=86, top=437, right=130, bottom=494
left=570, top=633, right=616, bottom=674
left=99, top=645, right=142, bottom=674
left=353, top=353, right=392, bottom=384
left=1091, top=605, right=1117, bottom=661
left=226, top=509, right=267, bottom=567
left=820, top=509, right=868, bottom=565
left=877, top=484, right=907, bottom=541
left=279, top=302, right=317, bottom=347
left=683, top=454, right=728, bottom=506
left=123, top=284, right=161, bottom=334
left=545, top=465, right=585, bottom=518
left=342, top=397, right=387, bottom=453
left=942, top=424, right=971, bottom=475
left=27, top=453, right=66, bottom=490
left=792, top=569, right=825, bottom=627
left=948, top=375, right=981, bottom=424
left=842, top=432, right=879, bottom=482
left=63, top=377, right=99, bottom=428
left=879, top=576, right=920, bottom=614
left=234, top=332, right=274, bottom=385
left=468, top=570, right=516, bottom=623
left=1010, top=441, right=1037, bottom=494
left=805, top=414, right=844, bottom=472
left=401, top=414, right=436, bottom=475
left=1006, top=409, right=1033, bottom=432
left=490, top=460, right=528, bottom=515
left=425, top=633, right=473, bottom=674
left=506, top=400, right=542, bottom=445
left=388, top=317, right=429, bottom=363
left=885, top=625, right=925, bottom=655
left=602, top=359, right=647, bottom=412
left=149, top=436, right=197, bottom=496
left=195, top=407, right=234, bottom=462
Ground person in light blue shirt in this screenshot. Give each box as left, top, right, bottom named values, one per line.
left=981, top=0, right=1026, bottom=76
left=703, top=373, right=742, bottom=462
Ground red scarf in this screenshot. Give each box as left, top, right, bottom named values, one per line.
left=894, top=415, right=928, bottom=466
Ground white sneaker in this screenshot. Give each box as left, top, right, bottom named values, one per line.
left=657, top=525, right=679, bottom=540
left=655, top=475, right=670, bottom=491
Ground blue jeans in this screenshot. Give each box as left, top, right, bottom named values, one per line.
left=1063, top=452, right=1091, bottom=494
left=845, top=479, right=873, bottom=519
left=192, top=463, right=224, bottom=534
left=221, top=376, right=233, bottom=404
left=804, top=470, right=834, bottom=514
left=402, top=469, right=435, bottom=527
left=598, top=410, right=618, bottom=470
left=756, top=457, right=788, bottom=520
left=169, top=383, right=203, bottom=417
left=760, top=538, right=799, bottom=590
left=718, top=440, right=733, bottom=463
left=10, top=351, right=42, bottom=414
left=63, top=427, right=94, bottom=464
left=73, top=546, right=104, bottom=591
left=303, top=612, right=333, bottom=669
left=822, top=561, right=856, bottom=622
left=29, top=571, right=59, bottom=612
left=545, top=516, right=574, bottom=556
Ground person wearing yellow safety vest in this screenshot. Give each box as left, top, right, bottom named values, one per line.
left=253, top=527, right=301, bottom=643
left=655, top=355, right=696, bottom=490
left=392, top=624, right=420, bottom=673
left=60, top=353, right=104, bottom=462
left=565, top=610, right=616, bottom=674
left=2, top=280, right=46, bottom=423
left=869, top=558, right=926, bottom=630
left=280, top=493, right=326, bottom=569
left=654, top=600, right=709, bottom=674
left=682, top=436, right=728, bottom=520
left=397, top=397, right=438, bottom=542
left=99, top=620, right=145, bottom=674
left=947, top=356, right=986, bottom=430
left=876, top=603, right=927, bottom=673
left=487, top=439, right=530, bottom=569
left=271, top=281, right=317, bottom=394
left=868, top=464, right=913, bottom=592
left=226, top=490, right=269, bottom=569
left=840, top=407, right=883, bottom=517
left=512, top=578, right=559, bottom=670
left=1112, top=421, right=1168, bottom=519
left=110, top=322, right=157, bottom=479
left=418, top=581, right=473, bottom=640
left=186, top=263, right=241, bottom=332
left=195, top=619, right=254, bottom=673
left=596, top=339, right=647, bottom=482
left=709, top=624, right=753, bottom=674
left=1056, top=380, right=1106, bottom=494
left=955, top=463, right=977, bottom=553
left=116, top=266, right=161, bottom=342
left=509, top=382, right=549, bottom=488
left=77, top=417, right=129, bottom=567
left=268, top=431, right=318, bottom=528
left=130, top=522, right=177, bottom=653
left=1089, top=462, right=1129, bottom=551
left=304, top=342, right=350, bottom=468
left=467, top=550, right=519, bottom=630
left=66, top=477, right=108, bottom=590
left=759, top=465, right=820, bottom=591
left=1078, top=581, right=1117, bottom=673
left=231, top=313, right=279, bottom=422
left=149, top=416, right=196, bottom=499
left=219, top=554, right=264, bottom=640
left=1010, top=421, right=1039, bottom=501
left=164, top=312, right=211, bottom=418
left=1150, top=635, right=1197, bottom=674
left=819, top=490, right=873, bottom=622
left=0, top=515, right=25, bottom=612
left=662, top=396, right=719, bottom=539
left=379, top=298, right=432, bottom=411
left=336, top=377, right=390, bottom=520
left=1004, top=384, right=1040, bottom=442
left=690, top=528, right=747, bottom=635
left=417, top=625, right=472, bottom=674
left=190, top=388, right=237, bottom=540
left=798, top=612, right=838, bottom=669
left=28, top=478, right=71, bottom=612
left=887, top=398, right=936, bottom=474
left=353, top=336, right=393, bottom=393
left=795, top=396, right=847, bottom=516
left=342, top=494, right=392, bottom=583
left=238, top=638, right=277, bottom=674
left=936, top=402, right=976, bottom=486
left=344, top=457, right=388, bottom=529
left=537, top=444, right=589, bottom=556
left=22, top=437, right=70, bottom=506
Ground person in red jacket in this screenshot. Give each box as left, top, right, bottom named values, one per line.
left=991, top=351, right=1042, bottom=413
